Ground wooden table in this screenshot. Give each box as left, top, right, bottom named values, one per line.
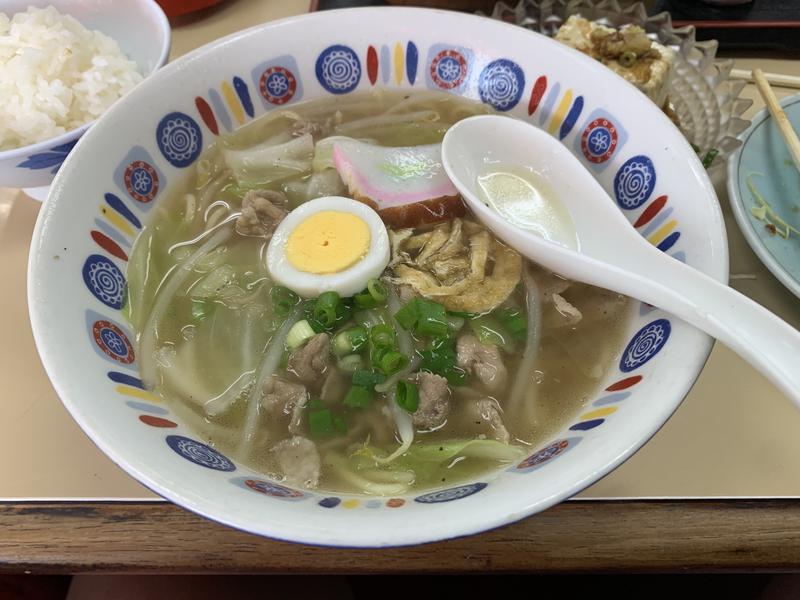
left=2, top=1, right=800, bottom=573
left=2, top=500, right=800, bottom=573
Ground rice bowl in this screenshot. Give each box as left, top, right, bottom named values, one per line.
left=0, top=0, right=170, bottom=189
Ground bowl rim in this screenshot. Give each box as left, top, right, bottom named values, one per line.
left=0, top=0, right=172, bottom=160
left=28, top=6, right=726, bottom=547
left=726, top=93, right=800, bottom=301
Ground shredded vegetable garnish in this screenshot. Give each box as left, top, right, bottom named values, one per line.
left=746, top=173, right=800, bottom=240
left=691, top=144, right=720, bottom=169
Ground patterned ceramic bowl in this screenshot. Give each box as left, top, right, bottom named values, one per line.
left=29, top=7, right=727, bottom=547
left=0, top=0, right=170, bottom=190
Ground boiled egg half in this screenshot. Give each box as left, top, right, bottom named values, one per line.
left=266, top=196, right=390, bottom=298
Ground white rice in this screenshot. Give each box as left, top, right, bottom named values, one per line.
left=0, top=5, right=144, bottom=151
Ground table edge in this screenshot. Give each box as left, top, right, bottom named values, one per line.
left=2, top=499, right=799, bottom=573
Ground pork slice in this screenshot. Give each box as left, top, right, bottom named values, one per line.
left=411, top=372, right=450, bottom=430
left=262, top=376, right=308, bottom=435
left=270, top=436, right=321, bottom=488
left=456, top=334, right=508, bottom=392
left=287, top=333, right=330, bottom=386
left=475, top=398, right=511, bottom=444
left=235, top=189, right=288, bottom=237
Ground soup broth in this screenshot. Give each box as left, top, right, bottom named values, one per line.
left=126, top=90, right=630, bottom=495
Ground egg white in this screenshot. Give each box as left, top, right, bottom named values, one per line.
left=266, top=196, right=390, bottom=298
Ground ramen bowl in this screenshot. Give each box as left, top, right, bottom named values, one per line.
left=28, top=7, right=726, bottom=547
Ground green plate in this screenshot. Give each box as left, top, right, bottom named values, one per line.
left=728, top=94, right=800, bottom=300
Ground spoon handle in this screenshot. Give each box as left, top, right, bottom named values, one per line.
left=615, top=246, right=800, bottom=405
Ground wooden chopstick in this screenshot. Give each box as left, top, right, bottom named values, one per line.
left=752, top=68, right=800, bottom=174
left=731, top=68, right=800, bottom=90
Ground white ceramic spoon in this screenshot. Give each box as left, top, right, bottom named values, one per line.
left=441, top=115, right=800, bottom=405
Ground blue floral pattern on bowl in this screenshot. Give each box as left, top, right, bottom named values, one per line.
left=17, top=140, right=78, bottom=174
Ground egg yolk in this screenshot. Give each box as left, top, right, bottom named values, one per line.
left=286, top=210, right=371, bottom=274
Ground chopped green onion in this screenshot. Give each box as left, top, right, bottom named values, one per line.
left=393, top=297, right=448, bottom=337
left=428, top=336, right=451, bottom=352
left=377, top=350, right=409, bottom=375
left=306, top=317, right=327, bottom=333
left=272, top=286, right=298, bottom=302
left=271, top=286, right=299, bottom=317
left=309, top=409, right=335, bottom=437
left=303, top=300, right=334, bottom=333
left=314, top=306, right=337, bottom=328
left=307, top=291, right=351, bottom=331
left=369, top=324, right=396, bottom=349
left=420, top=346, right=454, bottom=374
left=352, top=369, right=387, bottom=387
left=273, top=298, right=295, bottom=317
left=332, top=326, right=368, bottom=357
left=367, top=279, right=388, bottom=303
left=316, top=291, right=340, bottom=309
left=396, top=381, right=419, bottom=413
left=366, top=322, right=406, bottom=375
left=417, top=316, right=448, bottom=338
left=344, top=385, right=373, bottom=408
left=334, top=416, right=347, bottom=434
left=393, top=299, right=419, bottom=331
left=353, top=290, right=378, bottom=309
left=416, top=299, right=448, bottom=337
left=302, top=300, right=325, bottom=332
left=337, top=354, right=364, bottom=373
left=312, top=291, right=341, bottom=329
left=420, top=342, right=468, bottom=386
left=335, top=297, right=353, bottom=324
left=286, top=319, right=316, bottom=350
left=353, top=279, right=389, bottom=308
left=495, top=307, right=527, bottom=341
left=469, top=316, right=507, bottom=346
